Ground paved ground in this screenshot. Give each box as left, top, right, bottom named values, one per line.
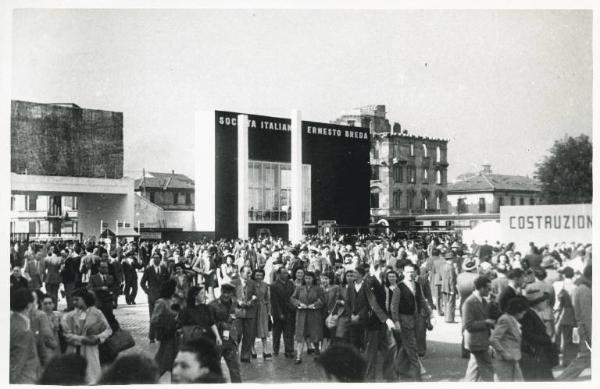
left=60, top=276, right=591, bottom=383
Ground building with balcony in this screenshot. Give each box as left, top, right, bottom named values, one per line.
left=446, top=165, right=542, bottom=230
left=333, top=105, right=449, bottom=231
left=10, top=100, right=134, bottom=240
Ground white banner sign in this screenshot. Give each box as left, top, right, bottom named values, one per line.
left=500, top=204, right=592, bottom=250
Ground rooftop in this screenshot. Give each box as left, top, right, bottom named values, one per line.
left=448, top=173, right=541, bottom=193
left=135, top=171, right=194, bottom=190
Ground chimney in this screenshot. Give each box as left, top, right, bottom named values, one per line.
left=481, top=164, right=492, bottom=175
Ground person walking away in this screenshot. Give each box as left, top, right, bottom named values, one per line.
left=462, top=276, right=495, bottom=382
left=150, top=280, right=179, bottom=380
left=525, top=267, right=555, bottom=338
left=210, top=283, right=243, bottom=382
left=553, top=266, right=577, bottom=367
left=60, top=247, right=81, bottom=311
left=440, top=252, right=457, bottom=323
left=61, top=289, right=112, bottom=384
left=270, top=267, right=296, bottom=358
left=457, top=257, right=479, bottom=357
left=489, top=297, right=529, bottom=381
left=141, top=253, right=168, bottom=343
left=44, top=246, right=63, bottom=309
left=10, top=288, right=41, bottom=384
left=320, top=272, right=341, bottom=351
left=177, top=285, right=222, bottom=345
left=558, top=264, right=591, bottom=380
left=390, top=262, right=431, bottom=381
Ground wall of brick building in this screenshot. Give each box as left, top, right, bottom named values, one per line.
left=371, top=135, right=449, bottom=218
left=11, top=100, right=123, bottom=178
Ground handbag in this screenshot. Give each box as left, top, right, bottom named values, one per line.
left=100, top=329, right=135, bottom=364
left=325, top=312, right=340, bottom=329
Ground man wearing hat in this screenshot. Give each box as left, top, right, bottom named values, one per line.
left=440, top=252, right=457, bottom=323
left=497, top=268, right=525, bottom=314
left=525, top=267, right=555, bottom=338
left=457, top=257, right=480, bottom=358
left=210, top=282, right=242, bottom=382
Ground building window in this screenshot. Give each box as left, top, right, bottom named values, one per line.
left=529, top=198, right=535, bottom=205
left=423, top=143, right=428, bottom=158
left=26, top=195, right=37, bottom=211
left=372, top=141, right=379, bottom=159
left=371, top=165, right=380, bottom=180
left=393, top=190, right=402, bottom=209
left=520, top=197, right=524, bottom=205
left=410, top=143, right=414, bottom=156
left=393, top=143, right=401, bottom=159
left=423, top=168, right=429, bottom=183
left=436, top=194, right=443, bottom=210
left=422, top=195, right=429, bottom=210
left=510, top=197, right=515, bottom=205
left=177, top=192, right=186, bottom=205
left=407, top=166, right=416, bottom=183
left=436, top=146, right=441, bottom=163
left=11, top=196, right=15, bottom=211
left=370, top=189, right=380, bottom=209
left=499, top=197, right=504, bottom=207
left=347, top=120, right=355, bottom=127
left=186, top=193, right=192, bottom=205
left=393, top=165, right=403, bottom=182
left=479, top=197, right=486, bottom=213
left=407, top=192, right=415, bottom=210
left=149, top=191, right=155, bottom=203
left=248, top=160, right=311, bottom=223
left=457, top=198, right=468, bottom=214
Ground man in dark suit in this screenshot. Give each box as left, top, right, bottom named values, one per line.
left=497, top=268, right=525, bottom=313
left=270, top=266, right=296, bottom=358
left=391, top=262, right=431, bottom=381
left=233, top=265, right=259, bottom=362
left=24, top=254, right=45, bottom=291
left=462, top=276, right=495, bottom=381
left=431, top=249, right=446, bottom=316
left=440, top=253, right=458, bottom=323
left=10, top=288, right=40, bottom=384
left=89, top=261, right=120, bottom=331
left=362, top=270, right=396, bottom=382
left=10, top=265, right=29, bottom=292
left=122, top=253, right=139, bottom=305
left=61, top=247, right=81, bottom=311
left=141, top=253, right=169, bottom=343
left=345, top=265, right=370, bottom=353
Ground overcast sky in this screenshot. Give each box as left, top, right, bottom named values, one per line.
left=11, top=9, right=592, bottom=181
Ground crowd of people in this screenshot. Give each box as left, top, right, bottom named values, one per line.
left=8, top=233, right=593, bottom=384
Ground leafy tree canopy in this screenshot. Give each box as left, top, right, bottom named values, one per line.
left=535, top=134, right=592, bottom=204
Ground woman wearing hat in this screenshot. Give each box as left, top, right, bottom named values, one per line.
left=519, top=288, right=557, bottom=381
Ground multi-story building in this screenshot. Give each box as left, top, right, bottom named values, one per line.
left=133, top=171, right=195, bottom=239
left=10, top=100, right=134, bottom=240
left=333, top=105, right=449, bottom=231
left=446, top=165, right=542, bottom=230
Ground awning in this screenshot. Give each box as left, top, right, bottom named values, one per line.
left=116, top=227, right=140, bottom=237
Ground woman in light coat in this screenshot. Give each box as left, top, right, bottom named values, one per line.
left=61, top=289, right=112, bottom=384
left=489, top=296, right=529, bottom=381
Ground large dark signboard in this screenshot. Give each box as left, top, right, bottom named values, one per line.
left=11, top=100, right=124, bottom=179
left=214, top=110, right=370, bottom=239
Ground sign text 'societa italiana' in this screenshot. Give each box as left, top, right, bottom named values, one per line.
left=217, top=114, right=368, bottom=141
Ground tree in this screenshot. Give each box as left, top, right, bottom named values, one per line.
left=535, top=134, right=592, bottom=204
